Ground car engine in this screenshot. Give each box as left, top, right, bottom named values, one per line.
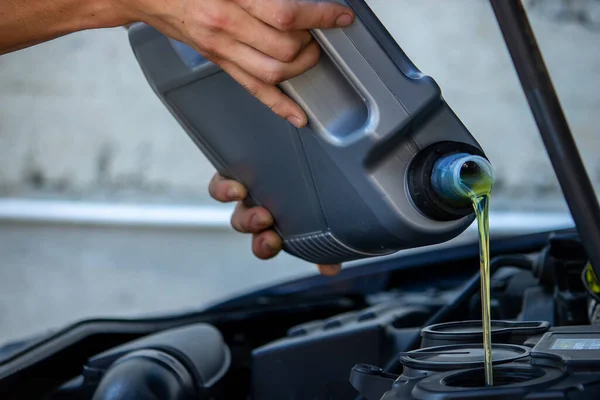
left=0, top=229, right=599, bottom=400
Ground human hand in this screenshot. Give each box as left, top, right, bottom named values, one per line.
left=127, top=0, right=355, bottom=128
left=208, top=173, right=342, bottom=276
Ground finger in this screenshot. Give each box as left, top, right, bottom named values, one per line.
left=252, top=230, right=283, bottom=259
left=254, top=30, right=313, bottom=63
left=231, top=202, right=274, bottom=233
left=216, top=57, right=308, bottom=127
left=221, top=39, right=321, bottom=86
left=317, top=264, right=342, bottom=276
left=198, top=0, right=314, bottom=62
left=236, top=0, right=355, bottom=31
left=214, top=4, right=314, bottom=62
left=241, top=28, right=313, bottom=64
left=208, top=173, right=247, bottom=202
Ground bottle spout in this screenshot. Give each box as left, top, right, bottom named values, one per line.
left=431, top=153, right=495, bottom=203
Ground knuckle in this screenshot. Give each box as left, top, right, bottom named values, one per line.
left=320, top=5, right=344, bottom=28
left=208, top=184, right=217, bottom=199
left=305, top=45, right=321, bottom=68
left=320, top=10, right=333, bottom=28
left=273, top=7, right=297, bottom=30
left=210, top=172, right=221, bottom=184
left=263, top=66, right=286, bottom=85
left=241, top=82, right=260, bottom=97
left=230, top=217, right=243, bottom=233
left=203, top=7, right=231, bottom=31
left=299, top=30, right=313, bottom=45
left=267, top=99, right=285, bottom=114
left=231, top=212, right=246, bottom=233
left=281, top=41, right=303, bottom=62
left=199, top=35, right=219, bottom=55
left=208, top=176, right=219, bottom=198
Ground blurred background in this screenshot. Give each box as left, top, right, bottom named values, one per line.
left=0, top=0, right=598, bottom=343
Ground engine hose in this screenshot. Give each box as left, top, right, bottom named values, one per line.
left=92, top=350, right=196, bottom=400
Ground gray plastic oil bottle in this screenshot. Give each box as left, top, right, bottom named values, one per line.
left=128, top=0, right=491, bottom=265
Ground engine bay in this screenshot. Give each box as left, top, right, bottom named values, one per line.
left=0, top=0, right=598, bottom=399
left=0, top=228, right=598, bottom=399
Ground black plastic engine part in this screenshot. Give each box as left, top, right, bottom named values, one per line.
left=468, top=269, right=539, bottom=321
left=520, top=286, right=555, bottom=324
left=535, top=231, right=590, bottom=326
left=91, top=349, right=196, bottom=400
left=251, top=300, right=436, bottom=400
left=350, top=365, right=399, bottom=400
left=85, top=324, right=230, bottom=400
left=351, top=325, right=600, bottom=400
left=420, top=320, right=549, bottom=348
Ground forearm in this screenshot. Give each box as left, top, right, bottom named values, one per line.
left=0, top=0, right=136, bottom=54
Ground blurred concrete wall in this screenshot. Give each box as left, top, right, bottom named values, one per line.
left=1, top=0, right=599, bottom=207
left=0, top=0, right=598, bottom=344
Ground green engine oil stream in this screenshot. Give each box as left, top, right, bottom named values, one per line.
left=459, top=161, right=494, bottom=386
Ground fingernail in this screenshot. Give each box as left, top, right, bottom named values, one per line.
left=262, top=239, right=280, bottom=254
left=227, top=186, right=241, bottom=199
left=287, top=116, right=303, bottom=128
left=336, top=13, right=354, bottom=27
left=251, top=213, right=271, bottom=230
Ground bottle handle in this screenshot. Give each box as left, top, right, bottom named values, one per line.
left=279, top=4, right=409, bottom=147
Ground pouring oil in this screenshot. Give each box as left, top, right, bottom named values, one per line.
left=431, top=153, right=495, bottom=386
left=459, top=161, right=494, bottom=387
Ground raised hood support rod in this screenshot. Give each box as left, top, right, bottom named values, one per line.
left=489, top=0, right=600, bottom=279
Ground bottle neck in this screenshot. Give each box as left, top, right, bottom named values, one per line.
left=430, top=153, right=495, bottom=204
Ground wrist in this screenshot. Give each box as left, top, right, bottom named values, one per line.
left=112, top=0, right=165, bottom=27
left=115, top=0, right=190, bottom=42
left=50, top=0, right=138, bottom=33
left=83, top=0, right=138, bottom=28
